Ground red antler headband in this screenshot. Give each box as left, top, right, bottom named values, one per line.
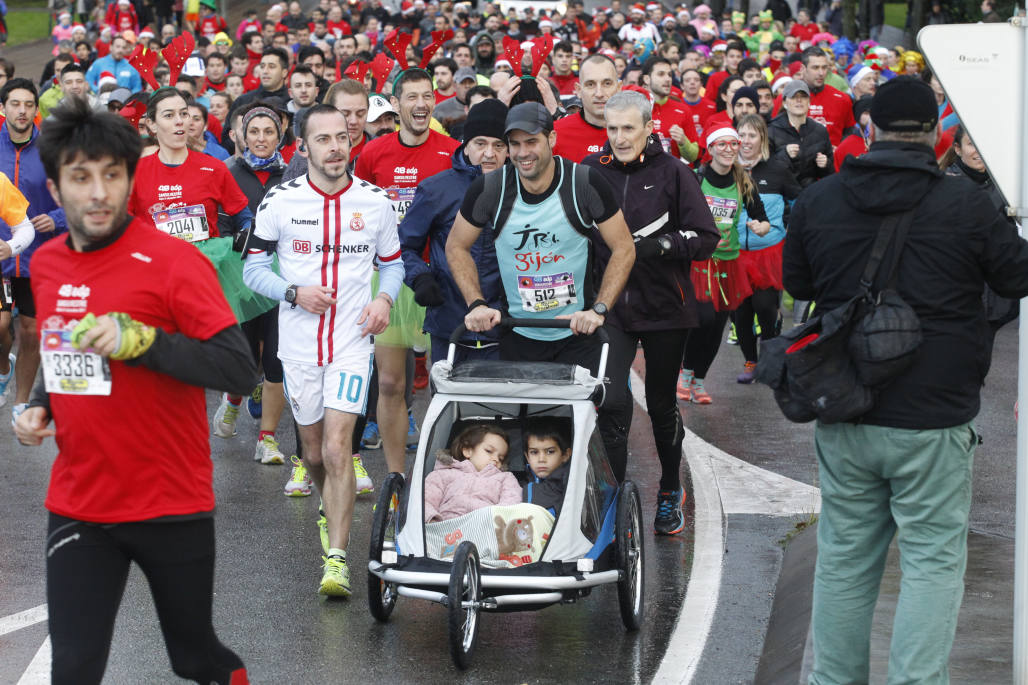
left=371, top=52, right=396, bottom=88
left=127, top=30, right=196, bottom=91
left=344, top=58, right=372, bottom=82
left=502, top=35, right=554, bottom=78
left=382, top=29, right=453, bottom=94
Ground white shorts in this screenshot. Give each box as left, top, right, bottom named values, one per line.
left=282, top=353, right=374, bottom=426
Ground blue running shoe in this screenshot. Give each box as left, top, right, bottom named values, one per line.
left=406, top=411, right=419, bottom=449
left=247, top=382, right=263, bottom=419
left=361, top=421, right=382, bottom=449
left=654, top=489, right=687, bottom=535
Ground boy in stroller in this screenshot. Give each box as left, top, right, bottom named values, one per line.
left=522, top=421, right=573, bottom=517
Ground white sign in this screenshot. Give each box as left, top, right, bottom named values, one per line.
left=918, top=23, right=1023, bottom=214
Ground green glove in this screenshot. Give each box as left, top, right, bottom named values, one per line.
left=71, top=312, right=157, bottom=361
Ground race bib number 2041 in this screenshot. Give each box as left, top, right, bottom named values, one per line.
left=41, top=329, right=112, bottom=396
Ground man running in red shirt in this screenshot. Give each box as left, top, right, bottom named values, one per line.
left=353, top=68, right=457, bottom=476
left=15, top=98, right=255, bottom=685
left=554, top=54, right=620, bottom=162
left=550, top=41, right=580, bottom=99
left=642, top=56, right=698, bottom=161
left=679, top=67, right=716, bottom=142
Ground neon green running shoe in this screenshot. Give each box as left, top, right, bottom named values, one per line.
left=726, top=322, right=738, bottom=345
left=353, top=454, right=374, bottom=495
left=255, top=435, right=285, bottom=465
left=318, top=512, right=329, bottom=556
left=319, top=555, right=351, bottom=597
left=283, top=456, right=312, bottom=497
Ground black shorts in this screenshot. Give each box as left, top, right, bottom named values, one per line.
left=10, top=277, right=35, bottom=318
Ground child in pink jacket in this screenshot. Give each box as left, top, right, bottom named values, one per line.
left=423, top=424, right=523, bottom=523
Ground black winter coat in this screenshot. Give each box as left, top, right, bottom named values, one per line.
left=523, top=461, right=572, bottom=517
left=783, top=142, right=1028, bottom=429
left=767, top=112, right=834, bottom=188
left=583, top=135, right=720, bottom=332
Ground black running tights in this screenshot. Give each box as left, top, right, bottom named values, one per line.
left=733, top=288, right=781, bottom=363
left=682, top=302, right=731, bottom=379
left=601, top=326, right=688, bottom=490
left=46, top=514, right=246, bottom=685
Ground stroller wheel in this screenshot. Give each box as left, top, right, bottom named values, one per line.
left=447, top=541, right=482, bottom=669
left=616, top=480, right=645, bottom=631
left=368, top=472, right=404, bottom=622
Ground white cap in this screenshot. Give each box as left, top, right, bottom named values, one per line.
left=367, top=93, right=396, bottom=122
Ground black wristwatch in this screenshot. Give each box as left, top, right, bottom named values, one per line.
left=592, top=302, right=608, bottom=316
left=657, top=235, right=673, bottom=254
left=285, top=284, right=298, bottom=307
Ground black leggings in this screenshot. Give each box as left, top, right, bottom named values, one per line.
left=46, top=514, right=246, bottom=685
left=682, top=302, right=731, bottom=379
left=240, top=308, right=283, bottom=384
left=733, top=288, right=781, bottom=363
left=601, top=326, right=688, bottom=490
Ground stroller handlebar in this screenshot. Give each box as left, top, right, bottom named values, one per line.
left=446, top=318, right=610, bottom=386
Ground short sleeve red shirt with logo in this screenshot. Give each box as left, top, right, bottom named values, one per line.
left=32, top=220, right=238, bottom=522
left=128, top=149, right=249, bottom=237
left=553, top=111, right=609, bottom=162
left=651, top=98, right=699, bottom=159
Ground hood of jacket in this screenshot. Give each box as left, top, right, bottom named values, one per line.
left=451, top=145, right=483, bottom=178
left=840, top=141, right=943, bottom=215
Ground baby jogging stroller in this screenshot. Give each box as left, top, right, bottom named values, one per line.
left=366, top=318, right=645, bottom=669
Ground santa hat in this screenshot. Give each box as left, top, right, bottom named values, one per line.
left=676, top=9, right=690, bottom=19
left=58, top=11, right=72, bottom=20
left=771, top=74, right=792, bottom=94
left=494, top=58, right=512, bottom=69
left=538, top=18, right=553, bottom=28
left=848, top=65, right=874, bottom=88
left=401, top=1, right=415, bottom=15
left=705, top=126, right=739, bottom=148
left=788, top=60, right=803, bottom=76
left=98, top=71, right=118, bottom=87
left=138, top=28, right=155, bottom=39
left=645, top=2, right=660, bottom=10
left=661, top=14, right=675, bottom=24
left=630, top=4, right=646, bottom=15
left=711, top=40, right=727, bottom=52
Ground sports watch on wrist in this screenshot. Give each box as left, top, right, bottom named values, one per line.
left=285, top=284, right=298, bottom=305
left=657, top=235, right=673, bottom=254
left=592, top=302, right=608, bottom=316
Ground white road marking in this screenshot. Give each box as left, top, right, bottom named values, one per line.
left=0, top=604, right=47, bottom=637
left=628, top=370, right=820, bottom=684
left=16, top=636, right=50, bottom=685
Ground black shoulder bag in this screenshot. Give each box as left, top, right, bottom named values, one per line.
left=755, top=207, right=923, bottom=424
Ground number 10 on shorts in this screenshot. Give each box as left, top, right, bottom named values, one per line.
left=337, top=371, right=363, bottom=403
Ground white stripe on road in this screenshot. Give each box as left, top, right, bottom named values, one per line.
left=0, top=604, right=47, bottom=637
left=17, top=636, right=50, bottom=685
left=628, top=370, right=820, bottom=684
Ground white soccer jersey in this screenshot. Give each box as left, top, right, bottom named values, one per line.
left=254, top=175, right=400, bottom=366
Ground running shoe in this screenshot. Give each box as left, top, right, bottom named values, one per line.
left=0, top=353, right=15, bottom=408
left=353, top=453, right=374, bottom=495
left=726, top=322, right=738, bottom=345
left=736, top=361, right=758, bottom=384
left=318, top=513, right=330, bottom=555
left=406, top=410, right=419, bottom=449
left=247, top=382, right=263, bottom=419
left=212, top=394, right=239, bottom=438
left=413, top=354, right=429, bottom=390
left=676, top=371, right=693, bottom=402
left=284, top=455, right=313, bottom=497
left=361, top=420, right=382, bottom=449
left=691, top=381, right=712, bottom=405
left=319, top=554, right=351, bottom=597
left=254, top=435, right=285, bottom=465
left=11, top=402, right=27, bottom=429
left=654, top=489, right=687, bottom=535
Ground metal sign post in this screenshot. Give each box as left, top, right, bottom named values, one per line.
left=919, top=19, right=1027, bottom=684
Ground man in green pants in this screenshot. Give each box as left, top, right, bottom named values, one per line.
left=783, top=76, right=1028, bottom=683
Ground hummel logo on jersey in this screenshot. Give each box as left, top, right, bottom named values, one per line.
left=292, top=218, right=319, bottom=226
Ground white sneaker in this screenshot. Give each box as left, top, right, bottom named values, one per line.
left=11, top=402, right=28, bottom=429
left=0, top=353, right=15, bottom=408
left=254, top=435, right=285, bottom=465
left=284, top=455, right=313, bottom=497
left=353, top=454, right=374, bottom=495
left=212, top=394, right=239, bottom=438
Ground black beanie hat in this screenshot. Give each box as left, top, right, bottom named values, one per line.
left=732, top=86, right=759, bottom=109
left=852, top=94, right=874, bottom=121
left=462, top=99, right=509, bottom=144
left=870, top=75, right=938, bottom=133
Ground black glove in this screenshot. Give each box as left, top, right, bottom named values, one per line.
left=411, top=272, right=445, bottom=307
left=633, top=237, right=664, bottom=260
left=232, top=228, right=250, bottom=253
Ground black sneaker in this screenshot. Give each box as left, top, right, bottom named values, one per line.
left=654, top=489, right=686, bottom=535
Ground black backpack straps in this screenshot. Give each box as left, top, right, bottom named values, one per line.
left=486, top=166, right=519, bottom=238
left=880, top=207, right=918, bottom=291
left=860, top=207, right=915, bottom=297
left=556, top=158, right=595, bottom=237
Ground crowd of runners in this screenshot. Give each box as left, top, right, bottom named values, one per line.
left=0, top=0, right=1020, bottom=682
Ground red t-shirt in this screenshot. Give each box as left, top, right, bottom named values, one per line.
left=198, top=15, right=228, bottom=39
left=354, top=130, right=458, bottom=223
left=435, top=90, right=456, bottom=104
left=680, top=97, right=717, bottom=141
left=789, top=22, right=818, bottom=43
left=327, top=20, right=352, bottom=37
left=33, top=219, right=237, bottom=522
left=553, top=111, right=608, bottom=162
left=128, top=150, right=249, bottom=238
left=551, top=72, right=579, bottom=96
left=833, top=133, right=868, bottom=171
left=651, top=98, right=698, bottom=159
left=703, top=70, right=730, bottom=103
left=807, top=85, right=856, bottom=147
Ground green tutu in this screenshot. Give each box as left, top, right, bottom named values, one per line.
left=196, top=237, right=277, bottom=324
left=371, top=272, right=428, bottom=349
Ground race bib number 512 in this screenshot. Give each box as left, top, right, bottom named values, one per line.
left=41, top=329, right=112, bottom=395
